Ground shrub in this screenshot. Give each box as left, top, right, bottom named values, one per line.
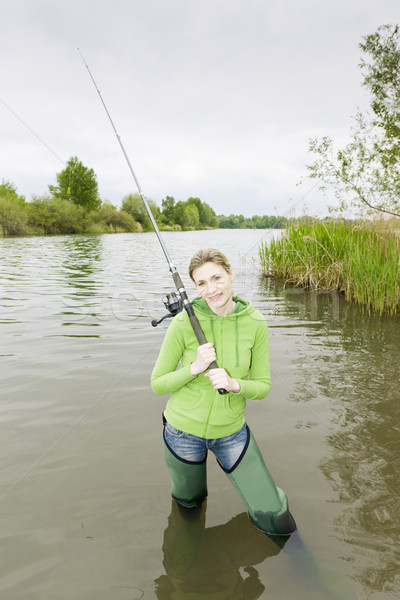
left=28, top=196, right=88, bottom=234
left=0, top=196, right=29, bottom=236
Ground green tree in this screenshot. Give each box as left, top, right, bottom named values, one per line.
left=186, top=197, right=219, bottom=227
left=306, top=24, right=400, bottom=218
left=0, top=179, right=25, bottom=205
left=201, top=202, right=219, bottom=228
left=185, top=203, right=200, bottom=229
left=172, top=201, right=188, bottom=229
left=0, top=180, right=27, bottom=235
left=0, top=198, right=28, bottom=236
left=99, top=201, right=138, bottom=232
left=121, top=193, right=159, bottom=229
left=161, top=195, right=176, bottom=225
left=48, top=156, right=101, bottom=211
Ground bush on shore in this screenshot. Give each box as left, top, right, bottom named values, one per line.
left=0, top=196, right=29, bottom=236
left=0, top=195, right=143, bottom=237
left=259, top=220, right=400, bottom=316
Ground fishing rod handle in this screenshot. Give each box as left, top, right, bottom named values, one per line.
left=188, top=313, right=227, bottom=395
left=171, top=273, right=227, bottom=394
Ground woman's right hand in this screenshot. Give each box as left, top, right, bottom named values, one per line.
left=190, top=343, right=217, bottom=377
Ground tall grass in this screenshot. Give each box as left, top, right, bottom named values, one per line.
left=259, top=220, right=400, bottom=316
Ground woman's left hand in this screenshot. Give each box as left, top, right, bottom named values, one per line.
left=204, top=368, right=241, bottom=393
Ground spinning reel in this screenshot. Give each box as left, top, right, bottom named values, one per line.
left=151, top=292, right=183, bottom=327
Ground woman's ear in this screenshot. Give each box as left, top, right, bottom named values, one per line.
left=230, top=269, right=236, bottom=282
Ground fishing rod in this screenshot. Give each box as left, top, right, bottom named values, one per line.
left=78, top=49, right=227, bottom=394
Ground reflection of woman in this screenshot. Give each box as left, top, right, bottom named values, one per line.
left=155, top=501, right=282, bottom=600
left=151, top=248, right=296, bottom=535
left=155, top=501, right=357, bottom=600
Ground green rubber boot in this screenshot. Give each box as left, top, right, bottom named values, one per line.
left=163, top=440, right=208, bottom=508
left=226, top=430, right=296, bottom=536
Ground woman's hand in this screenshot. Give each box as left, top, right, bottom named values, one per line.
left=190, top=343, right=217, bottom=377
left=204, top=368, right=241, bottom=393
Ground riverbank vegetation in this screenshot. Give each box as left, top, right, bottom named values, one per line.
left=0, top=175, right=294, bottom=237
left=259, top=220, right=400, bottom=315
left=260, top=24, right=400, bottom=316
left=0, top=184, right=140, bottom=237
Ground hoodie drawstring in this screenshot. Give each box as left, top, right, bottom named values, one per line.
left=234, top=319, right=239, bottom=367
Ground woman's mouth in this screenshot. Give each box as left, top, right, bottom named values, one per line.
left=208, top=292, right=223, bottom=302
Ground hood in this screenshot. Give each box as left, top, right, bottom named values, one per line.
left=190, top=296, right=254, bottom=368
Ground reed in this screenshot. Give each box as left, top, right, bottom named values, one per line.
left=259, top=220, right=400, bottom=316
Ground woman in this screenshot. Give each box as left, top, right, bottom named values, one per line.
left=151, top=248, right=296, bottom=536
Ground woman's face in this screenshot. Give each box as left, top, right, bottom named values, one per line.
left=192, top=261, right=235, bottom=316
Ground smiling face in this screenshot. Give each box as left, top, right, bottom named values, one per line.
left=192, top=261, right=235, bottom=316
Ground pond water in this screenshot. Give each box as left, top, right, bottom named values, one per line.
left=0, top=229, right=399, bottom=599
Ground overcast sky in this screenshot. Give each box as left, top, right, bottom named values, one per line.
left=1, top=0, right=399, bottom=218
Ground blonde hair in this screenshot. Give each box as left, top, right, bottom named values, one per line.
left=188, top=248, right=232, bottom=281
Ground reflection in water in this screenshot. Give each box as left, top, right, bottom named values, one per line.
left=259, top=278, right=400, bottom=596
left=319, top=303, right=400, bottom=595
left=57, top=235, right=147, bottom=331
left=156, top=501, right=357, bottom=599
left=60, top=235, right=104, bottom=326
left=155, top=501, right=280, bottom=599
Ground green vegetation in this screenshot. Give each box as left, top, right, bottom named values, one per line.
left=0, top=180, right=28, bottom=236
left=49, top=156, right=101, bottom=211
left=0, top=178, right=141, bottom=237
left=218, top=213, right=288, bottom=229
left=122, top=193, right=160, bottom=230
left=306, top=24, right=400, bottom=218
left=159, top=196, right=219, bottom=229
left=1, top=171, right=294, bottom=237
left=260, top=220, right=400, bottom=315
left=261, top=24, right=400, bottom=316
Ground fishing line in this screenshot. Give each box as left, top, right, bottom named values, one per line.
left=0, top=343, right=158, bottom=504
left=77, top=48, right=227, bottom=394
left=0, top=96, right=65, bottom=166
left=241, top=180, right=320, bottom=260
left=0, top=95, right=97, bottom=202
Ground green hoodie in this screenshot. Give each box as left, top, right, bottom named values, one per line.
left=151, top=296, right=271, bottom=439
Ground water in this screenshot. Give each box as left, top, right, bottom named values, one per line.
left=0, top=229, right=399, bottom=599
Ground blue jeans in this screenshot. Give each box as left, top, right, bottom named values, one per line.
left=163, top=420, right=249, bottom=472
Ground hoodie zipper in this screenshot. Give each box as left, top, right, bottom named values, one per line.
left=203, top=317, right=223, bottom=437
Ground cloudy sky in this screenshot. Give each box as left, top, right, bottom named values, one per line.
left=1, top=0, right=398, bottom=218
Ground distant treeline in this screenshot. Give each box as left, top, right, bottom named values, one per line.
left=0, top=179, right=315, bottom=237
left=218, top=213, right=288, bottom=229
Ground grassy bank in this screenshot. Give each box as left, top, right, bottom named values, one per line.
left=259, top=220, right=400, bottom=316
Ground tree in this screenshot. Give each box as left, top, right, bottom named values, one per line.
left=121, top=193, right=159, bottom=229
left=306, top=24, right=400, bottom=218
left=172, top=201, right=188, bottom=229
left=49, top=156, right=101, bottom=211
left=0, top=198, right=28, bottom=236
left=0, top=179, right=25, bottom=205
left=161, top=196, right=176, bottom=225
left=184, top=203, right=200, bottom=229
left=99, top=201, right=138, bottom=232
left=28, top=196, right=88, bottom=235
left=200, top=202, right=219, bottom=228
left=0, top=180, right=27, bottom=236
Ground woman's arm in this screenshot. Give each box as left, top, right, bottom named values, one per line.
left=150, top=315, right=195, bottom=395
